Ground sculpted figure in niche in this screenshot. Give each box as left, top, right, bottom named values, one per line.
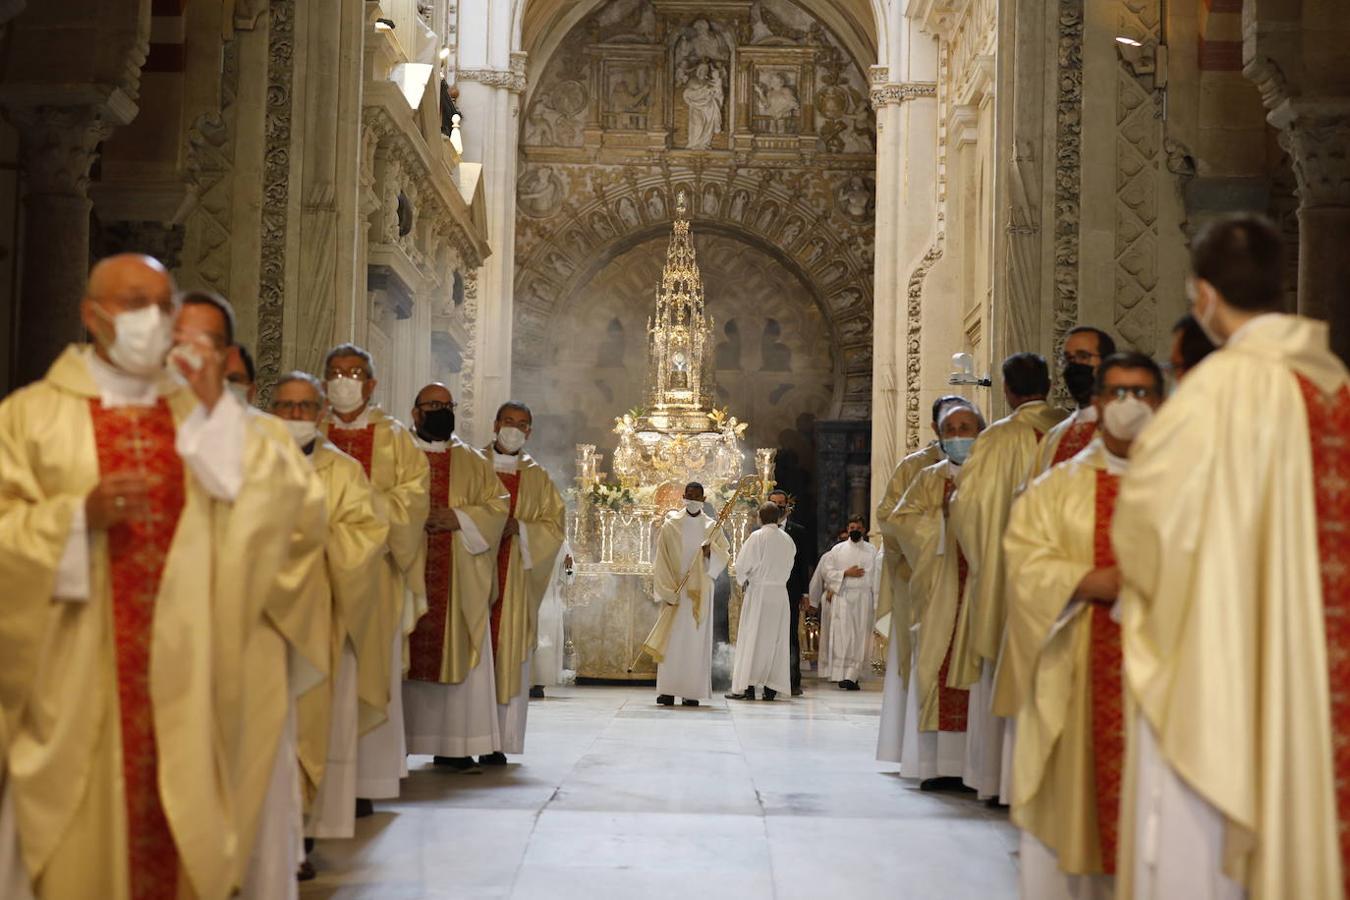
left=837, top=176, right=873, bottom=221
left=590, top=211, right=617, bottom=240
left=617, top=196, right=641, bottom=229
left=609, top=75, right=651, bottom=130
left=702, top=184, right=721, bottom=215
left=755, top=71, right=800, bottom=132
left=780, top=218, right=803, bottom=246
left=730, top=190, right=749, bottom=221
left=646, top=190, right=665, bottom=219
left=756, top=201, right=780, bottom=233
left=681, top=61, right=726, bottom=150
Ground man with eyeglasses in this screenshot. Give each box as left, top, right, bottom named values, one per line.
left=875, top=395, right=972, bottom=763
left=320, top=343, right=429, bottom=813
left=0, top=258, right=317, bottom=899
left=268, top=372, right=387, bottom=878
left=948, top=353, right=1067, bottom=801
left=1032, top=327, right=1118, bottom=479
left=401, top=383, right=509, bottom=774
left=1001, top=352, right=1163, bottom=897
left=1113, top=214, right=1350, bottom=897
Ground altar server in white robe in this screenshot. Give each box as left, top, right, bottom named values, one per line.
left=1114, top=214, right=1350, bottom=900
left=726, top=502, right=798, bottom=701
left=531, top=542, right=574, bottom=696
left=819, top=516, right=880, bottom=689
left=643, top=482, right=731, bottom=706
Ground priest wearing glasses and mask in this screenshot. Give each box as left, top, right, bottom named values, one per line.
left=320, top=344, right=429, bottom=811
left=645, top=482, right=732, bottom=707
left=0, top=255, right=316, bottom=900
left=402, top=384, right=509, bottom=773
left=268, top=373, right=387, bottom=867
left=480, top=403, right=566, bottom=763
left=1002, top=353, right=1163, bottom=898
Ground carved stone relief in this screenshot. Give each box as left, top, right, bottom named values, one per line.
left=1052, top=0, right=1085, bottom=360
left=256, top=0, right=296, bottom=400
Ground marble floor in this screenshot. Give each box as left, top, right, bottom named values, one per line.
left=301, top=681, right=1019, bottom=899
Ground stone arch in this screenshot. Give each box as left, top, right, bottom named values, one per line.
left=513, top=174, right=874, bottom=417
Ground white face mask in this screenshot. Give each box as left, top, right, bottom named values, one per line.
left=225, top=381, right=251, bottom=407
left=496, top=425, right=527, bottom=453
left=96, top=304, right=174, bottom=377
left=327, top=376, right=366, bottom=414
left=1101, top=396, right=1154, bottom=442
left=283, top=418, right=319, bottom=448
left=685, top=499, right=704, bottom=515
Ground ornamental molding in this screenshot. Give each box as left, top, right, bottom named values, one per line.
left=457, top=55, right=528, bottom=93
left=869, top=81, right=938, bottom=110
left=256, top=0, right=295, bottom=403
left=1051, top=0, right=1084, bottom=368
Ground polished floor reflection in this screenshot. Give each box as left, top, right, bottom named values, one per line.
left=301, top=683, right=1019, bottom=899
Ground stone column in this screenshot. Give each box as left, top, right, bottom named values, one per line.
left=8, top=102, right=130, bottom=385
left=1279, top=106, right=1350, bottom=361
left=868, top=74, right=940, bottom=509
left=847, top=464, right=871, bottom=520
left=456, top=52, right=525, bottom=445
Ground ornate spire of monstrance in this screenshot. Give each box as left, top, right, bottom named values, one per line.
left=641, top=191, right=716, bottom=433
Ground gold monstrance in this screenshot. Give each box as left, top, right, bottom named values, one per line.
left=641, top=191, right=716, bottom=434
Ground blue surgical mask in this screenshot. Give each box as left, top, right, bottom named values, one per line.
left=941, top=437, right=975, bottom=466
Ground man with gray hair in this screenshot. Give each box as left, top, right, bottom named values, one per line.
left=725, top=501, right=798, bottom=701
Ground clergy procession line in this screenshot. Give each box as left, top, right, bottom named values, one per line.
left=871, top=213, right=1350, bottom=900
left=0, top=212, right=1347, bottom=900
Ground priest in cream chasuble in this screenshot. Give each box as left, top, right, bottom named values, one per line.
left=1004, top=353, right=1163, bottom=899
left=1114, top=216, right=1350, bottom=900
left=402, top=384, right=509, bottom=764
left=321, top=344, right=429, bottom=801
left=269, top=373, right=389, bottom=842
left=0, top=256, right=314, bottom=900
left=483, top=403, right=565, bottom=757
left=644, top=483, right=731, bottom=705
left=876, top=395, right=972, bottom=763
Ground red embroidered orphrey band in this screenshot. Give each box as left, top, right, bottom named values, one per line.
left=1089, top=469, right=1124, bottom=873
left=90, top=399, right=184, bottom=900
left=409, top=450, right=453, bottom=682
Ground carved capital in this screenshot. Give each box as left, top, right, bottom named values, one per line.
left=458, top=56, right=528, bottom=94
left=868, top=81, right=937, bottom=111
left=1278, top=108, right=1350, bottom=208
left=8, top=104, right=119, bottom=196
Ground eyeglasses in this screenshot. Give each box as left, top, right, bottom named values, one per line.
left=1061, top=351, right=1101, bottom=365
left=326, top=367, right=370, bottom=381
left=272, top=400, right=322, bottom=415
left=416, top=400, right=456, bottom=411
left=1103, top=385, right=1157, bottom=401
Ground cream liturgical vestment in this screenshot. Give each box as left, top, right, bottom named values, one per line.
left=486, top=449, right=565, bottom=755
left=324, top=406, right=429, bottom=799
left=1112, top=314, right=1350, bottom=900
left=1032, top=406, right=1098, bottom=479
left=644, top=510, right=732, bottom=701
left=0, top=346, right=314, bottom=900
left=402, top=437, right=509, bottom=758
left=949, top=400, right=1066, bottom=800
left=295, top=439, right=388, bottom=840
left=819, top=537, right=879, bottom=682
left=532, top=541, right=574, bottom=687
left=1003, top=439, right=1126, bottom=899
left=892, top=459, right=971, bottom=781
left=876, top=443, right=944, bottom=763
left=729, top=523, right=797, bottom=696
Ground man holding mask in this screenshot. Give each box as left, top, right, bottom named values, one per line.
left=321, top=344, right=429, bottom=812
left=481, top=402, right=565, bottom=763
left=402, top=384, right=508, bottom=773
left=0, top=255, right=314, bottom=899
left=1002, top=352, right=1164, bottom=897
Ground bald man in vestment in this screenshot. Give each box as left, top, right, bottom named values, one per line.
left=402, top=384, right=509, bottom=772
left=948, top=353, right=1067, bottom=800
left=321, top=344, right=430, bottom=810
left=1004, top=353, right=1163, bottom=900
left=0, top=256, right=315, bottom=900
left=1114, top=214, right=1350, bottom=899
